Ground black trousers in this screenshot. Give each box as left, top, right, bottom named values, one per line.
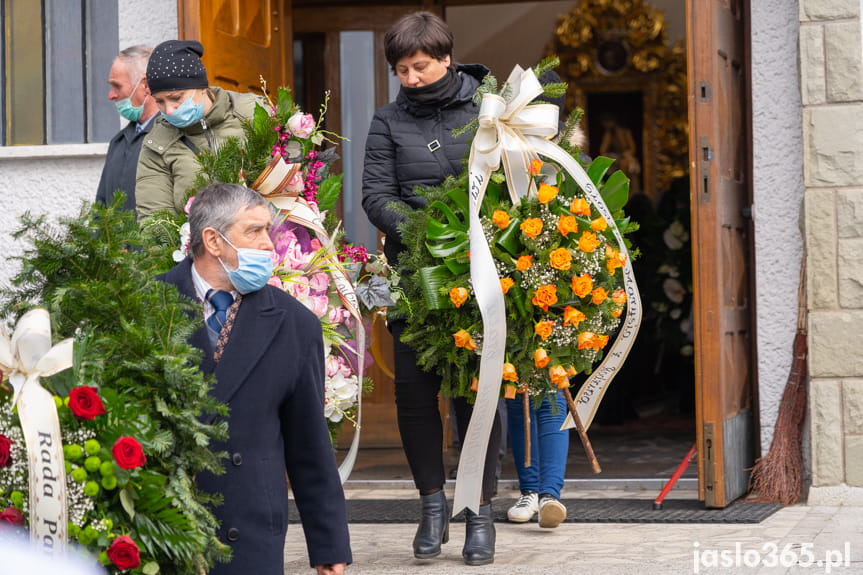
left=390, top=320, right=501, bottom=501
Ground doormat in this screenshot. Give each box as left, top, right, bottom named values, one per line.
left=289, top=497, right=781, bottom=524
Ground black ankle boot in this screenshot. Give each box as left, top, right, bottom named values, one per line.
left=463, top=503, right=495, bottom=565
left=413, top=490, right=449, bottom=559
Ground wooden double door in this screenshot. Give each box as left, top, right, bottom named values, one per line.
left=179, top=0, right=756, bottom=507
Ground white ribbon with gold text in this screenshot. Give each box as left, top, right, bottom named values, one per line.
left=267, top=195, right=364, bottom=483
left=454, top=66, right=642, bottom=513
left=0, top=309, right=73, bottom=554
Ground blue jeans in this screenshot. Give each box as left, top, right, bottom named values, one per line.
left=505, top=391, right=569, bottom=499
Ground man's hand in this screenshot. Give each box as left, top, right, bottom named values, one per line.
left=315, top=563, right=346, bottom=575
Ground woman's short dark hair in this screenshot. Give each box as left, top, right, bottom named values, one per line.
left=384, top=11, right=453, bottom=71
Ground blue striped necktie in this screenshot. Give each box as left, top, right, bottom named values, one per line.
left=206, top=289, right=233, bottom=334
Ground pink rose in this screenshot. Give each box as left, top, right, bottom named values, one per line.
left=267, top=276, right=283, bottom=289
left=328, top=305, right=347, bottom=325
left=287, top=112, right=315, bottom=138
left=310, top=238, right=323, bottom=251
left=310, top=272, right=330, bottom=293
left=289, top=276, right=311, bottom=299
left=308, top=295, right=329, bottom=318
left=284, top=241, right=308, bottom=270
left=325, top=355, right=341, bottom=378
left=287, top=170, right=305, bottom=194
left=183, top=196, right=195, bottom=215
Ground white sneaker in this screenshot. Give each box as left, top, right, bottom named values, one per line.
left=507, top=491, right=539, bottom=523
left=538, top=495, right=567, bottom=528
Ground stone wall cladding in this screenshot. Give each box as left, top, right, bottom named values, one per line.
left=800, top=24, right=826, bottom=105
left=804, top=188, right=838, bottom=309
left=118, top=0, right=177, bottom=49
left=809, top=379, right=845, bottom=486
left=800, top=0, right=859, bottom=21
left=824, top=20, right=863, bottom=102
left=802, top=1, right=863, bottom=498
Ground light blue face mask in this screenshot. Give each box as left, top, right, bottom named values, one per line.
left=161, top=90, right=204, bottom=128
left=115, top=78, right=144, bottom=122
left=218, top=233, right=274, bottom=295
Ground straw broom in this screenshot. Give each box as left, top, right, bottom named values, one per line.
left=748, top=255, right=807, bottom=505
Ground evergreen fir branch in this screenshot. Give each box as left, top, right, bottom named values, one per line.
left=533, top=55, right=560, bottom=79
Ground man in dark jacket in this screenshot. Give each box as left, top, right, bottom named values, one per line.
left=157, top=183, right=351, bottom=575
left=360, top=11, right=500, bottom=567
left=95, top=46, right=159, bottom=211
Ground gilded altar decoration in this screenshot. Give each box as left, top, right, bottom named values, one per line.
left=548, top=0, right=689, bottom=197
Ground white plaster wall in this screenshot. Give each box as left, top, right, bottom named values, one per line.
left=750, top=1, right=806, bottom=454
left=118, top=0, right=178, bottom=52
left=0, top=147, right=107, bottom=289
left=1, top=1, right=177, bottom=291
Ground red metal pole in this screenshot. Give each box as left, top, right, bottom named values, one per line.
left=653, top=443, right=697, bottom=510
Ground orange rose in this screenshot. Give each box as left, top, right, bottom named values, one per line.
left=453, top=329, right=477, bottom=350
left=537, top=183, right=559, bottom=204
left=571, top=273, right=594, bottom=298
left=534, top=348, right=550, bottom=369
left=470, top=378, right=479, bottom=392
left=504, top=383, right=518, bottom=399
left=502, top=362, right=518, bottom=382
left=500, top=277, right=515, bottom=294
left=535, top=320, right=554, bottom=341
left=563, top=305, right=586, bottom=327
left=492, top=209, right=510, bottom=230
left=597, top=334, right=610, bottom=349
left=577, top=331, right=599, bottom=350
left=528, top=159, right=543, bottom=176
left=592, top=287, right=608, bottom=305
left=520, top=218, right=543, bottom=238
left=605, top=245, right=627, bottom=275
left=557, top=214, right=578, bottom=236
left=549, top=248, right=572, bottom=271
left=566, top=365, right=578, bottom=377
left=590, top=217, right=608, bottom=232
left=612, top=288, right=627, bottom=305
left=549, top=365, right=569, bottom=388
left=516, top=255, right=533, bottom=271
left=611, top=307, right=624, bottom=318
left=449, top=287, right=469, bottom=308
left=570, top=197, right=591, bottom=217
left=578, top=231, right=601, bottom=253
left=531, top=284, right=558, bottom=312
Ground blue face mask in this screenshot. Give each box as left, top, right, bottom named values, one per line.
left=218, top=233, right=274, bottom=295
left=161, top=90, right=204, bottom=128
left=115, top=78, right=144, bottom=122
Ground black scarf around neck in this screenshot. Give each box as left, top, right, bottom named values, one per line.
left=402, top=66, right=461, bottom=107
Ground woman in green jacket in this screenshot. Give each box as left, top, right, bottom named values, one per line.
left=134, top=40, right=258, bottom=219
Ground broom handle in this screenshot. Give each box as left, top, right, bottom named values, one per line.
left=563, top=387, right=601, bottom=474
left=797, top=254, right=807, bottom=331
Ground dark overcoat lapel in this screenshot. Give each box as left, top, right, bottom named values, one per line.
left=209, top=287, right=284, bottom=422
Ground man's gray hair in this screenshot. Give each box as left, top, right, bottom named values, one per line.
left=118, top=45, right=152, bottom=85
left=188, top=183, right=269, bottom=260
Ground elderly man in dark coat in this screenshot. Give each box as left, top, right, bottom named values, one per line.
left=96, top=45, right=159, bottom=211
left=157, top=183, right=351, bottom=575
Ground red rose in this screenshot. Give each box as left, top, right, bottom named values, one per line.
left=68, top=386, right=106, bottom=420
left=0, top=434, right=12, bottom=468
left=0, top=507, right=24, bottom=527
left=112, top=436, right=146, bottom=470
left=106, top=535, right=141, bottom=570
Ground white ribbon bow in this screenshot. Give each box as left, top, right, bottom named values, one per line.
left=0, top=308, right=73, bottom=553
left=469, top=65, right=560, bottom=206
left=0, top=309, right=74, bottom=406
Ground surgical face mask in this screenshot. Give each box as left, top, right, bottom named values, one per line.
left=218, top=233, right=274, bottom=295
left=161, top=90, right=204, bottom=128
left=115, top=78, right=144, bottom=122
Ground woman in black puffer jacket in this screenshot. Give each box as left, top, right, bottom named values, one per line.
left=361, top=11, right=501, bottom=567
